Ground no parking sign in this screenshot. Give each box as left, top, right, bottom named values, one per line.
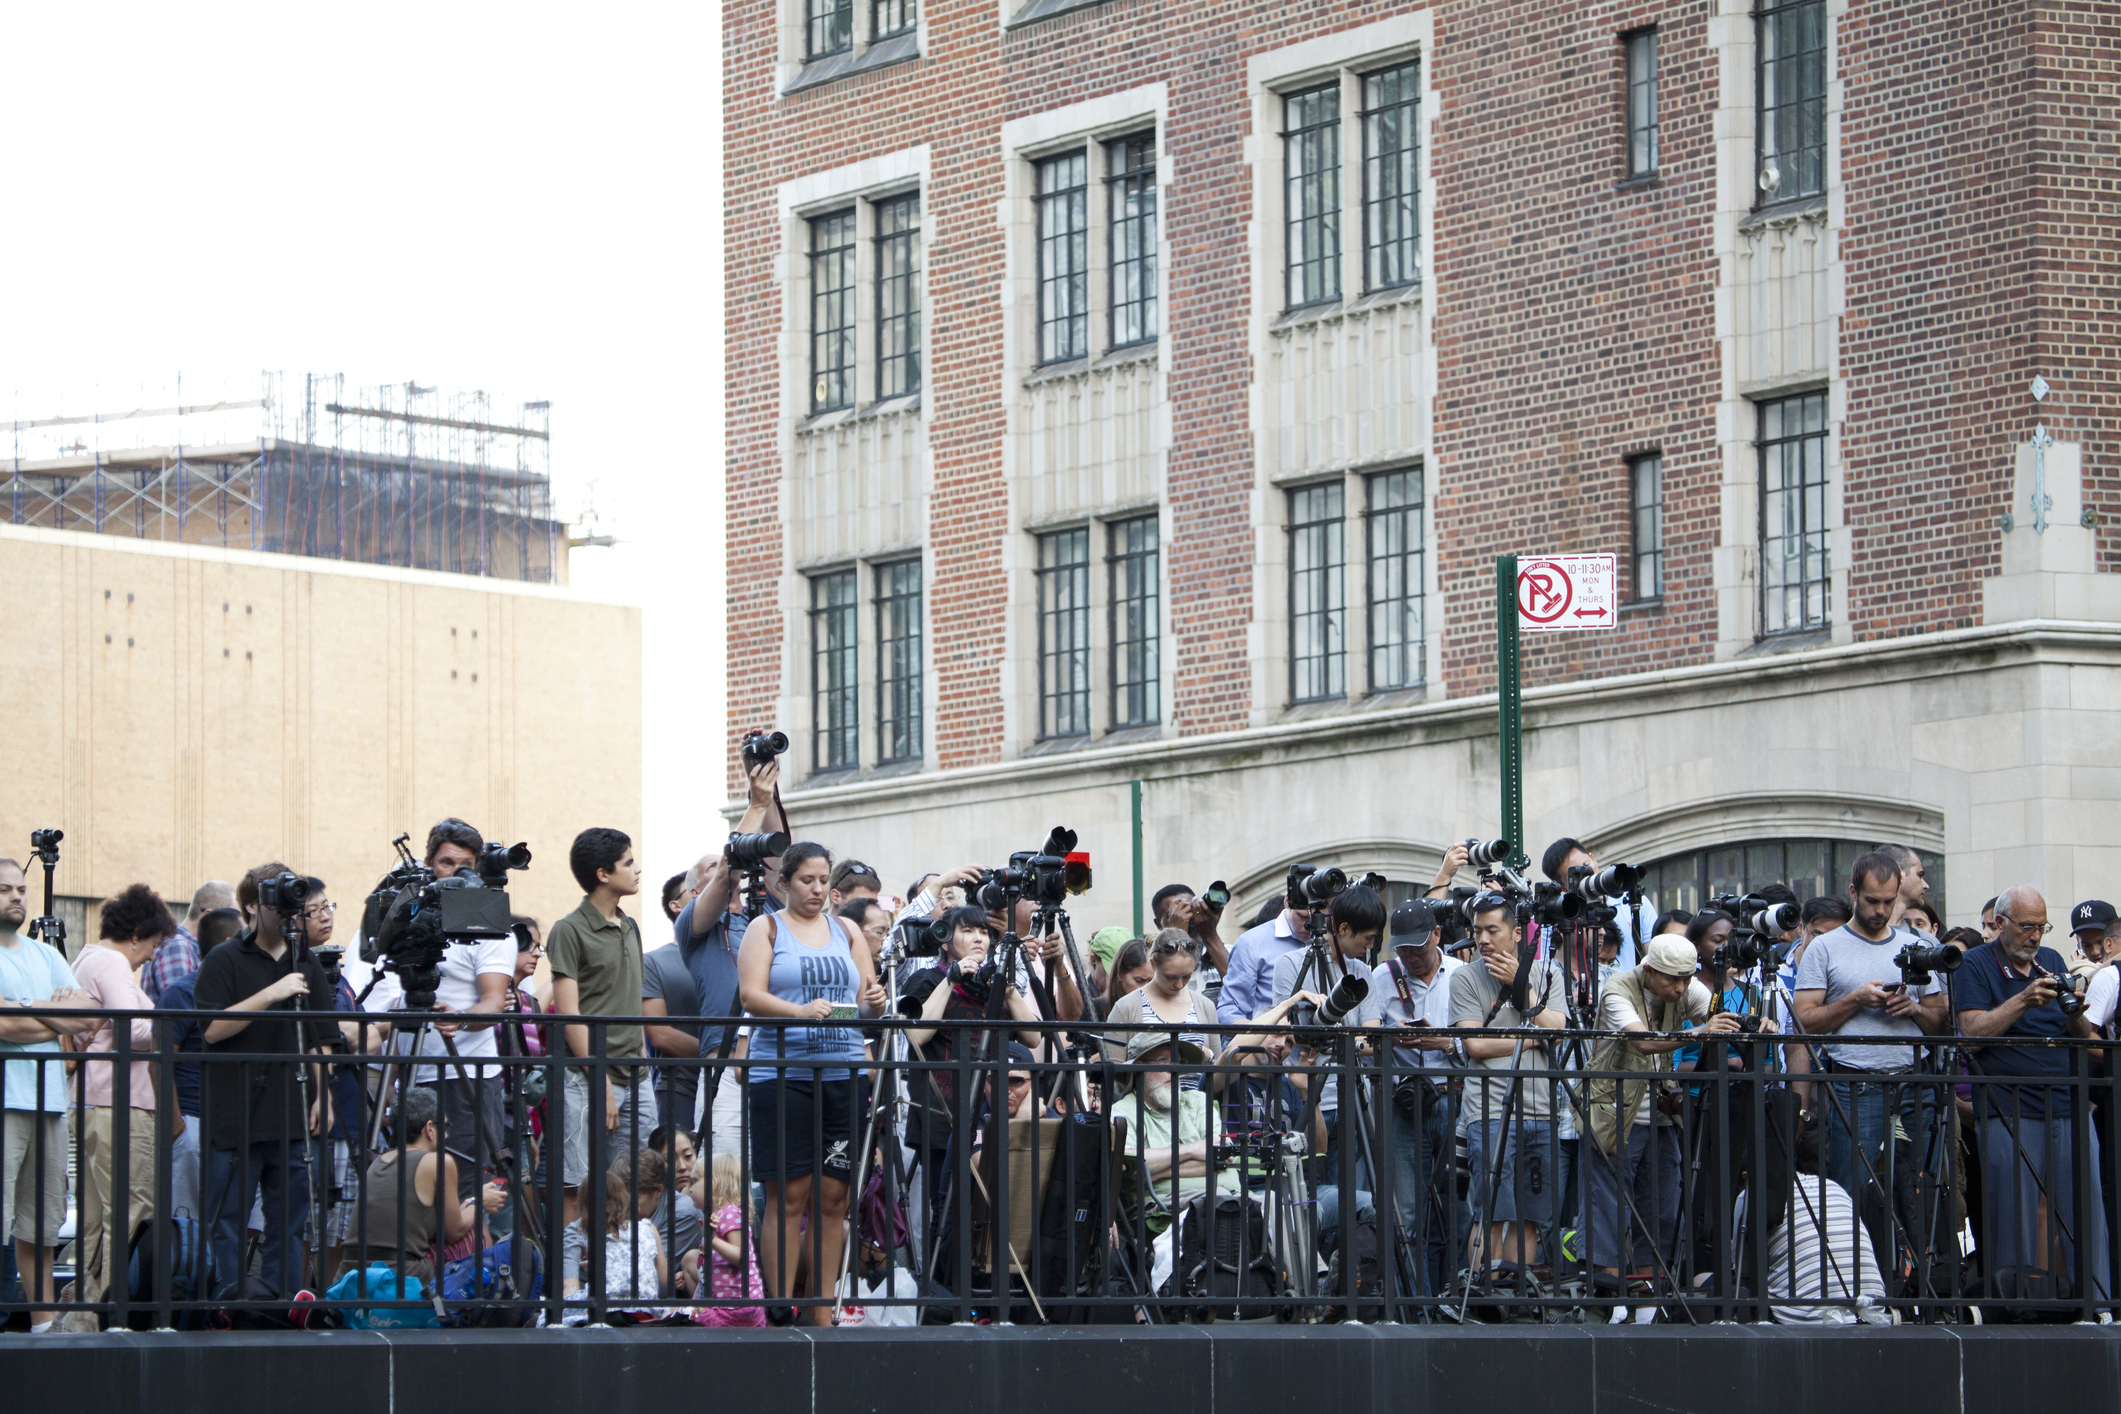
left=1515, top=554, right=1617, bottom=631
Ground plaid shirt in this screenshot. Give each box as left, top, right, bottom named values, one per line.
left=142, top=925, right=201, bottom=1003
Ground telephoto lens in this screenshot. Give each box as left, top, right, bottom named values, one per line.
left=1747, top=901, right=1801, bottom=936
left=1567, top=861, right=1640, bottom=902
left=1300, top=866, right=1348, bottom=906
left=1203, top=880, right=1231, bottom=911
left=1465, top=838, right=1513, bottom=868
left=726, top=830, right=790, bottom=869
left=1317, top=972, right=1369, bottom=1028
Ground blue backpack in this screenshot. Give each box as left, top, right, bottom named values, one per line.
left=325, top=1265, right=441, bottom=1329
left=439, top=1234, right=545, bottom=1327
left=119, top=1216, right=212, bottom=1329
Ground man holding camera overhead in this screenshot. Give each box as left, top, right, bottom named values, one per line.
left=194, top=861, right=338, bottom=1298
left=1791, top=851, right=1948, bottom=1218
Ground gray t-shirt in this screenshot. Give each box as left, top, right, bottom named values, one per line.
left=1268, top=948, right=1385, bottom=1113
left=1449, top=957, right=1565, bottom=1124
left=1792, top=924, right=1940, bottom=1070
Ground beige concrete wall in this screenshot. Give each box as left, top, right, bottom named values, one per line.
left=0, top=524, right=641, bottom=934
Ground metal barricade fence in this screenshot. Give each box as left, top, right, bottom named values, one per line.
left=2, top=1006, right=2115, bottom=1328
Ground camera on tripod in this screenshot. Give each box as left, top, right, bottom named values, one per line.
left=1893, top=940, right=1963, bottom=986
left=741, top=729, right=789, bottom=770
left=1464, top=837, right=1512, bottom=868
left=1709, top=932, right=1773, bottom=973
left=361, top=832, right=531, bottom=1010
left=1565, top=860, right=1639, bottom=903
left=972, top=826, right=1087, bottom=913
left=256, top=871, right=314, bottom=915
left=1528, top=881, right=1584, bottom=928
left=1297, top=866, right=1348, bottom=908
left=1289, top=970, right=1369, bottom=1047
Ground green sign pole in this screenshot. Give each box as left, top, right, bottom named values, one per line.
left=1131, top=778, right=1145, bottom=937
left=1496, top=555, right=1526, bottom=869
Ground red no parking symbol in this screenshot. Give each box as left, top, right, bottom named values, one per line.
left=1517, top=561, right=1574, bottom=624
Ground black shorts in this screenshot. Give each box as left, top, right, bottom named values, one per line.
left=748, top=1077, right=864, bottom=1184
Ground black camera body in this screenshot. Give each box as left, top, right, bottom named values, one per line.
left=1710, top=932, right=1772, bottom=974
left=1289, top=971, right=1370, bottom=1046
left=1528, top=881, right=1585, bottom=929
left=1893, top=940, right=1962, bottom=987
left=256, top=871, right=314, bottom=915
left=974, top=827, right=1082, bottom=913
left=1565, top=860, right=1639, bottom=904
left=361, top=831, right=531, bottom=1010
left=28, top=828, right=62, bottom=857
left=741, top=730, right=789, bottom=770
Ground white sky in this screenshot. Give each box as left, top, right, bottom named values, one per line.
left=0, top=1, right=724, bottom=896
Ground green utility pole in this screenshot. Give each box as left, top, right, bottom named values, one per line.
left=1496, top=555, right=1526, bottom=869
left=1131, top=779, right=1145, bottom=936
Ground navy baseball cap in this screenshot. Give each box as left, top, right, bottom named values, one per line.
left=1390, top=899, right=1440, bottom=939
left=2070, top=900, right=2116, bottom=936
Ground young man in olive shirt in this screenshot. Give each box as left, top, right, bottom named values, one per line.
left=548, top=827, right=655, bottom=1223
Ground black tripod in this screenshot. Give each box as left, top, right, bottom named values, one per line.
left=25, top=829, right=66, bottom=953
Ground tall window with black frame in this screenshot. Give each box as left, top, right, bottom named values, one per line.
left=875, top=559, right=922, bottom=764
left=810, top=209, right=857, bottom=413
left=1365, top=468, right=1423, bottom=691
left=1037, top=528, right=1091, bottom=739
left=1284, top=84, right=1341, bottom=309
left=875, top=192, right=922, bottom=401
left=1626, top=28, right=1659, bottom=178
left=807, top=0, right=852, bottom=60
left=1630, top=452, right=1664, bottom=600
left=1759, top=392, right=1829, bottom=635
left=1108, top=133, right=1158, bottom=349
left=811, top=568, right=859, bottom=770
left=1361, top=61, right=1421, bottom=291
left=1036, top=152, right=1089, bottom=364
left=1109, top=515, right=1159, bottom=729
left=1289, top=482, right=1346, bottom=703
left=1757, top=0, right=1826, bottom=203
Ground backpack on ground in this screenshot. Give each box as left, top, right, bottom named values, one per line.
left=1172, top=1192, right=1283, bottom=1322
left=1323, top=1203, right=1384, bottom=1322
left=440, top=1233, right=545, bottom=1327
left=114, top=1215, right=212, bottom=1330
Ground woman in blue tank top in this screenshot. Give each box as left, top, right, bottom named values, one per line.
left=736, top=841, right=885, bottom=1324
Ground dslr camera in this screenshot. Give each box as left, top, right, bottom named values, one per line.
left=256, top=870, right=314, bottom=915
left=973, top=826, right=1087, bottom=913
left=741, top=729, right=789, bottom=771
left=1893, top=940, right=1962, bottom=987
left=361, top=833, right=531, bottom=1010
left=1565, top=860, right=1639, bottom=903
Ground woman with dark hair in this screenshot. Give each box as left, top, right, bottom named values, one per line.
left=736, top=841, right=886, bottom=1325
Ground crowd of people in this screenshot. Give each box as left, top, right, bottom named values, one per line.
left=3, top=757, right=2119, bottom=1333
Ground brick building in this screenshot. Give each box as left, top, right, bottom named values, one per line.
left=724, top=0, right=2120, bottom=927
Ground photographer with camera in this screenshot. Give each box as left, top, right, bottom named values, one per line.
left=1375, top=899, right=1464, bottom=1295
left=1268, top=882, right=1388, bottom=1176
left=1582, top=935, right=1738, bottom=1298
left=1543, top=838, right=1655, bottom=972
left=193, top=861, right=338, bottom=1299
left=1792, top=851, right=1949, bottom=1225
left=365, top=819, right=519, bottom=1204
left=1152, top=883, right=1231, bottom=978
left=1954, top=885, right=2111, bottom=1302
left=1450, top=892, right=1566, bottom=1274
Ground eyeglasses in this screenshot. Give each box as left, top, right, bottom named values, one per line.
left=303, top=902, right=337, bottom=919
left=1007, top=1075, right=1032, bottom=1088
left=1997, top=915, right=2054, bottom=936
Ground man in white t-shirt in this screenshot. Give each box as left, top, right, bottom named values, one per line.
left=2081, top=916, right=2121, bottom=1042
left=367, top=820, right=518, bottom=1199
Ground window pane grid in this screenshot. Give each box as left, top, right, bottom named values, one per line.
left=872, top=0, right=915, bottom=40
left=1759, top=392, right=1830, bottom=634
left=1108, top=133, right=1159, bottom=349
left=1288, top=482, right=1346, bottom=702
left=874, top=559, right=922, bottom=764
left=1361, top=63, right=1421, bottom=291
left=1038, top=529, right=1092, bottom=738
left=1108, top=516, right=1160, bottom=728
left=811, top=569, right=859, bottom=770
left=1627, top=30, right=1659, bottom=177
left=807, top=0, right=852, bottom=59
left=1284, top=85, right=1342, bottom=309
left=875, top=193, right=922, bottom=401
left=1759, top=0, right=1826, bottom=201
left=809, top=209, right=857, bottom=413
left=1364, top=469, right=1424, bottom=691
left=1631, top=453, right=1664, bottom=600
left=1036, top=152, right=1089, bottom=364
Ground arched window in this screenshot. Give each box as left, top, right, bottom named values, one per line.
left=1638, top=838, right=1944, bottom=919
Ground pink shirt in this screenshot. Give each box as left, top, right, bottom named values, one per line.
left=73, top=945, right=157, bottom=1110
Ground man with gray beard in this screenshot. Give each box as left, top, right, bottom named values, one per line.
left=1955, top=885, right=2111, bottom=1302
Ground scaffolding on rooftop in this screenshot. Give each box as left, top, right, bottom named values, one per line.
left=0, top=372, right=563, bottom=584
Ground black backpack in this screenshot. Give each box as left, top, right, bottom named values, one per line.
left=1172, top=1191, right=1283, bottom=1321
left=1323, top=1204, right=1384, bottom=1322
left=1035, top=1112, right=1136, bottom=1322
left=113, top=1215, right=213, bottom=1330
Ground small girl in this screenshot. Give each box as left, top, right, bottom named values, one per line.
left=692, top=1151, right=768, bottom=1327
left=570, top=1146, right=667, bottom=1323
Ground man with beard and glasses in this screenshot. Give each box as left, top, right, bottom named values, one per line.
left=1956, top=885, right=2112, bottom=1303
left=1110, top=1029, right=1243, bottom=1294
left=0, top=858, right=97, bottom=1331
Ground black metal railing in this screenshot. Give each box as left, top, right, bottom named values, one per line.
left=3, top=1007, right=2115, bottom=1329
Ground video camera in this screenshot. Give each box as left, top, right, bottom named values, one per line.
left=973, top=827, right=1089, bottom=913
left=361, top=833, right=531, bottom=1010
left=1893, top=940, right=1963, bottom=987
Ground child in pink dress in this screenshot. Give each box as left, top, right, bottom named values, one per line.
left=693, top=1151, right=767, bottom=1327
